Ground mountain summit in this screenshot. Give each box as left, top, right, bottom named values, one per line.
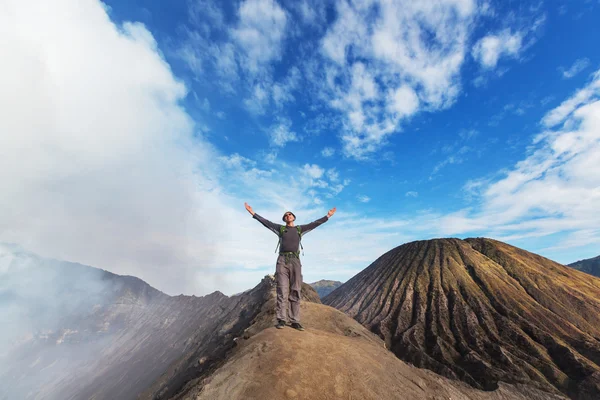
left=569, top=255, right=600, bottom=278
left=324, top=238, right=600, bottom=399
left=309, top=279, right=343, bottom=298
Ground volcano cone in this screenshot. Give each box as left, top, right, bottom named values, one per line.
left=323, top=238, right=600, bottom=399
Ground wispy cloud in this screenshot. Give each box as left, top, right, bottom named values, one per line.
left=180, top=0, right=292, bottom=112
left=459, top=129, right=479, bottom=140
left=302, top=163, right=325, bottom=179
left=292, top=0, right=327, bottom=27
left=472, top=29, right=524, bottom=69
left=430, top=146, right=472, bottom=177
left=357, top=195, right=371, bottom=203
left=321, top=147, right=335, bottom=157
left=269, top=118, right=299, bottom=147
left=178, top=0, right=548, bottom=161
left=560, top=58, right=591, bottom=79
left=326, top=168, right=339, bottom=182
left=405, top=191, right=418, bottom=198
left=430, top=127, right=480, bottom=178
left=231, top=0, right=288, bottom=74
left=272, top=66, right=301, bottom=108
left=437, top=68, right=600, bottom=249
left=471, top=10, right=545, bottom=79
left=542, top=70, right=600, bottom=127
left=488, top=101, right=535, bottom=126
left=318, top=0, right=479, bottom=159
left=244, top=82, right=270, bottom=114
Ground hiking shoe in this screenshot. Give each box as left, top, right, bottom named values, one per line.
left=276, top=320, right=286, bottom=329
left=291, top=322, right=305, bottom=331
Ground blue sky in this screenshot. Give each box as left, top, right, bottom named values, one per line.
left=2, top=0, right=600, bottom=295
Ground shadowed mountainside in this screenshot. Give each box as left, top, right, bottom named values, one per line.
left=569, top=255, right=600, bottom=278
left=323, top=238, right=600, bottom=399
left=0, top=244, right=320, bottom=400
left=309, top=279, right=343, bottom=298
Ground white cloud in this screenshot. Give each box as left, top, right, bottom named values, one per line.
left=357, top=195, right=371, bottom=203
left=286, top=165, right=349, bottom=201
left=320, top=0, right=478, bottom=159
left=180, top=0, right=293, bottom=107
left=459, top=129, right=479, bottom=140
left=0, top=0, right=237, bottom=296
left=272, top=66, right=301, bottom=108
left=387, top=85, right=420, bottom=117
left=189, top=0, right=225, bottom=31
left=302, top=164, right=325, bottom=179
left=244, top=82, right=270, bottom=114
left=243, top=66, right=301, bottom=115
left=231, top=0, right=287, bottom=74
left=263, top=150, right=278, bottom=164
left=436, top=69, right=600, bottom=249
left=179, top=28, right=239, bottom=90
left=269, top=118, right=298, bottom=147
left=541, top=70, right=600, bottom=127
left=405, top=191, right=418, bottom=198
left=8, top=0, right=594, bottom=301
left=431, top=146, right=472, bottom=177
left=294, top=0, right=326, bottom=26
left=560, top=58, right=591, bottom=79
left=219, top=153, right=256, bottom=169
left=321, top=147, right=335, bottom=157
left=0, top=0, right=334, bottom=299
left=326, top=168, right=339, bottom=182
left=472, top=29, right=524, bottom=69
left=0, top=0, right=429, bottom=299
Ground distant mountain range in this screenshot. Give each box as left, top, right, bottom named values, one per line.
left=569, top=255, right=600, bottom=277
left=309, top=279, right=343, bottom=298
left=4, top=240, right=600, bottom=399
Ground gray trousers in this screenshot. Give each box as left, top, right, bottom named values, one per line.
left=275, top=254, right=302, bottom=323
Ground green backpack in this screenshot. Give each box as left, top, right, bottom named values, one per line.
left=274, top=225, right=303, bottom=255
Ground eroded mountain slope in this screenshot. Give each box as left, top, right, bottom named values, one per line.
left=324, top=238, right=600, bottom=399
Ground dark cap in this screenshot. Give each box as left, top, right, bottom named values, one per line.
left=282, top=211, right=296, bottom=221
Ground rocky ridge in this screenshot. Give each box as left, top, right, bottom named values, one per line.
left=173, top=279, right=566, bottom=400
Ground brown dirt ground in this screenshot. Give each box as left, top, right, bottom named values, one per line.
left=182, top=301, right=567, bottom=400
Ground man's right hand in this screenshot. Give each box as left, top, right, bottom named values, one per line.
left=244, top=202, right=255, bottom=216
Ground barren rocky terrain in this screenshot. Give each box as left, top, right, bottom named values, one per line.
left=3, top=239, right=598, bottom=399
left=179, top=291, right=567, bottom=400
left=324, top=238, right=600, bottom=399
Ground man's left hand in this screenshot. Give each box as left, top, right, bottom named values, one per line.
left=327, top=207, right=337, bottom=218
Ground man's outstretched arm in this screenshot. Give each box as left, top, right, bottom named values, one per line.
left=299, top=207, right=336, bottom=234
left=245, top=202, right=281, bottom=235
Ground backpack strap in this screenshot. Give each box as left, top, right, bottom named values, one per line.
left=275, top=225, right=304, bottom=255
left=296, top=226, right=304, bottom=256
left=274, top=225, right=286, bottom=253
